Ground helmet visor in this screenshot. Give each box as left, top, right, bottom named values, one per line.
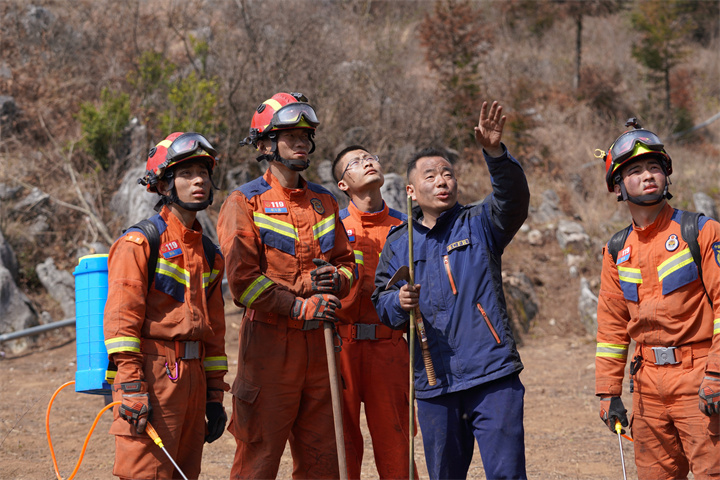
left=272, top=103, right=319, bottom=129
left=166, top=132, right=218, bottom=164
left=609, top=129, right=664, bottom=167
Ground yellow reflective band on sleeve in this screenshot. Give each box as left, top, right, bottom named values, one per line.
left=313, top=214, right=336, bottom=240
left=596, top=342, right=629, bottom=359
left=253, top=212, right=299, bottom=240
left=157, top=259, right=191, bottom=287
left=715, top=318, right=720, bottom=335
left=203, top=268, right=221, bottom=288
left=617, top=266, right=642, bottom=284
left=339, top=266, right=354, bottom=288
left=105, top=336, right=141, bottom=354
left=239, top=275, right=274, bottom=307
left=353, top=250, right=364, bottom=265
left=657, top=248, right=694, bottom=282
left=203, top=356, right=228, bottom=372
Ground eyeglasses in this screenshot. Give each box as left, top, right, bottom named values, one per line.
left=339, top=154, right=379, bottom=181
left=608, top=129, right=664, bottom=170
left=166, top=132, right=217, bottom=164
left=272, top=103, right=319, bottom=129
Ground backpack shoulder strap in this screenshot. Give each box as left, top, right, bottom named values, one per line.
left=680, top=211, right=711, bottom=306
left=201, top=234, right=217, bottom=273
left=126, top=219, right=160, bottom=292
left=607, top=225, right=632, bottom=264
left=681, top=211, right=702, bottom=268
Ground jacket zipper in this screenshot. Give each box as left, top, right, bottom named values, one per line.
left=477, top=303, right=501, bottom=344
left=442, top=255, right=458, bottom=295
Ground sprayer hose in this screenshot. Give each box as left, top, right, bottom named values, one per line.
left=46, top=381, right=120, bottom=480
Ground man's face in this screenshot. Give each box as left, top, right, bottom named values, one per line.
left=407, top=156, right=458, bottom=217
left=160, top=159, right=211, bottom=205
left=260, top=128, right=312, bottom=163
left=615, top=156, right=666, bottom=199
left=337, top=149, right=384, bottom=195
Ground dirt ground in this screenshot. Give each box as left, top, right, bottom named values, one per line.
left=0, top=305, right=638, bottom=480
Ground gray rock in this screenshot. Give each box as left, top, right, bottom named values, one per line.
left=0, top=228, right=19, bottom=283
left=502, top=272, right=539, bottom=346
left=532, top=189, right=562, bottom=224
left=693, top=192, right=717, bottom=219
left=0, top=265, right=39, bottom=352
left=13, top=187, right=49, bottom=213
left=380, top=173, right=407, bottom=213
left=578, top=277, right=598, bottom=336
left=556, top=219, right=590, bottom=253
left=0, top=183, right=23, bottom=200
left=36, top=257, right=76, bottom=318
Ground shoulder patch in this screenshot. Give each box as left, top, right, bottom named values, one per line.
left=238, top=177, right=271, bottom=200
left=306, top=181, right=334, bottom=197
left=125, top=232, right=146, bottom=245
left=713, top=242, right=720, bottom=268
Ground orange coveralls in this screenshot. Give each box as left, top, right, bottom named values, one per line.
left=217, top=169, right=355, bottom=479
left=336, top=200, right=417, bottom=479
left=103, top=206, right=228, bottom=480
left=596, top=204, right=720, bottom=479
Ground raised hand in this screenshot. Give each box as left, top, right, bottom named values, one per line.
left=474, top=101, right=506, bottom=157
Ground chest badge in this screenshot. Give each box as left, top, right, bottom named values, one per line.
left=617, top=245, right=631, bottom=265
left=665, top=234, right=679, bottom=252
left=346, top=228, right=355, bottom=242
left=263, top=200, right=288, bottom=214
left=310, top=198, right=325, bottom=215
left=160, top=241, right=182, bottom=259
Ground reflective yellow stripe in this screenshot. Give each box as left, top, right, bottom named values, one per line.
left=657, top=248, right=694, bottom=282
left=240, top=275, right=274, bottom=307
left=157, top=258, right=190, bottom=287
left=617, top=266, right=642, bottom=284
left=203, top=268, right=220, bottom=288
left=339, top=266, right=354, bottom=288
left=264, top=99, right=283, bottom=112
left=253, top=212, right=299, bottom=240
left=596, top=342, right=628, bottom=359
left=313, top=214, right=336, bottom=240
left=715, top=318, right=720, bottom=335
left=105, top=336, right=141, bottom=354
left=204, top=356, right=228, bottom=372
left=354, top=250, right=364, bottom=265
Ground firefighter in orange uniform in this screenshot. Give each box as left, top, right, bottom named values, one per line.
left=104, top=132, right=229, bottom=480
left=596, top=120, right=720, bottom=479
left=217, top=92, right=355, bottom=479
left=331, top=145, right=418, bottom=479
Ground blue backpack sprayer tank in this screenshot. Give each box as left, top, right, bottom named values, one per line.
left=45, top=254, right=187, bottom=480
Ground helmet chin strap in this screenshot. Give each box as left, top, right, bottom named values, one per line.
left=616, top=176, right=672, bottom=206
left=255, top=133, right=315, bottom=172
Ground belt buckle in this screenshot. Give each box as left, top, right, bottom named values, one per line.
left=183, top=341, right=201, bottom=359
left=355, top=324, right=377, bottom=341
left=652, top=346, right=679, bottom=365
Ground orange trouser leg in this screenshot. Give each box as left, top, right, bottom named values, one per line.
left=229, top=319, right=339, bottom=480
left=112, top=356, right=206, bottom=480
left=339, top=338, right=417, bottom=480
left=632, top=356, right=720, bottom=480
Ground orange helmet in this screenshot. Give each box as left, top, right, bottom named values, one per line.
left=240, top=92, right=319, bottom=148
left=139, top=132, right=217, bottom=193
left=603, top=119, right=672, bottom=193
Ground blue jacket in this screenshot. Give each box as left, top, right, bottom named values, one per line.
left=371, top=147, right=529, bottom=398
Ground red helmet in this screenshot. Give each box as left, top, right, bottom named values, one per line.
left=139, top=132, right=217, bottom=192
left=603, top=120, right=672, bottom=192
left=240, top=92, right=319, bottom=148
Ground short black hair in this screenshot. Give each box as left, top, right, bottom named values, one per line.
left=407, top=147, right=453, bottom=180
left=332, top=144, right=369, bottom=183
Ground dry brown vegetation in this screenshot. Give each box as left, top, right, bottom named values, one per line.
left=0, top=0, right=718, bottom=347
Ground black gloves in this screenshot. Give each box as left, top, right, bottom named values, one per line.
left=205, top=402, right=227, bottom=443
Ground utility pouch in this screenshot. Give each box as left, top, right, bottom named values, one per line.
left=301, top=320, right=322, bottom=331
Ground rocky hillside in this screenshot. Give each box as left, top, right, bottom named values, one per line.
left=0, top=0, right=718, bottom=348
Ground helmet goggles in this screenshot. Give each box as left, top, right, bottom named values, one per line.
left=166, top=132, right=217, bottom=165
left=608, top=129, right=664, bottom=171
left=271, top=103, right=319, bottom=130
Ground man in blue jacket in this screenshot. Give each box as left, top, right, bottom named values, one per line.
left=372, top=101, right=530, bottom=479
